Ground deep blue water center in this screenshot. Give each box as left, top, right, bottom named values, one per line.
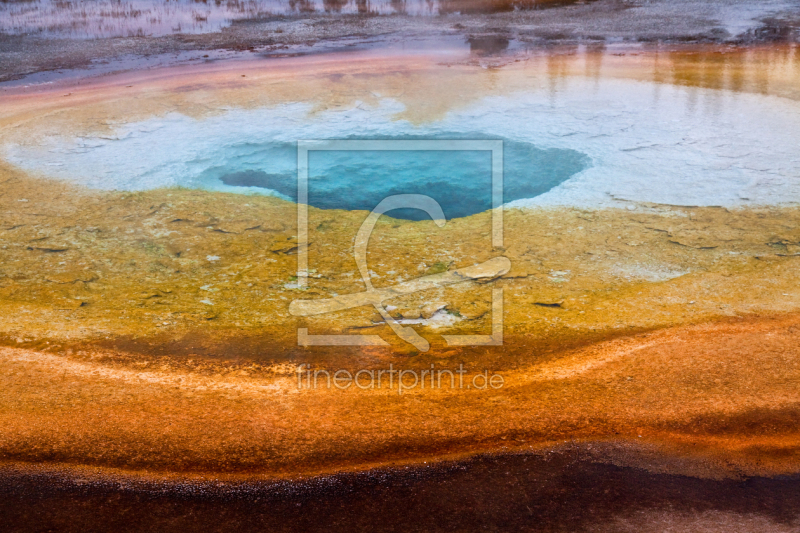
left=213, top=135, right=589, bottom=220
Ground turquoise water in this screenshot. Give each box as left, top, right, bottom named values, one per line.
left=211, top=136, right=589, bottom=220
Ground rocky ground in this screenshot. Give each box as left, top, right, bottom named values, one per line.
left=2, top=0, right=800, bottom=83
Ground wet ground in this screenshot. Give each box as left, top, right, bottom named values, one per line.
left=2, top=2, right=800, bottom=531
left=1, top=46, right=800, bottom=529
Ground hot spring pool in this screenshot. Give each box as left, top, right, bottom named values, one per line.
left=5, top=75, right=800, bottom=213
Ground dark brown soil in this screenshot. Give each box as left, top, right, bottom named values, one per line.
left=2, top=447, right=799, bottom=532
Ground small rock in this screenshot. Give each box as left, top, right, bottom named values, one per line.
left=534, top=301, right=564, bottom=308
left=400, top=309, right=421, bottom=320
left=421, top=302, right=447, bottom=320
left=270, top=236, right=301, bottom=254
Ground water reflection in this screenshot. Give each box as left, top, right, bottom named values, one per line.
left=492, top=43, right=800, bottom=102
left=633, top=45, right=800, bottom=100
left=0, top=0, right=588, bottom=39
left=467, top=35, right=510, bottom=55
